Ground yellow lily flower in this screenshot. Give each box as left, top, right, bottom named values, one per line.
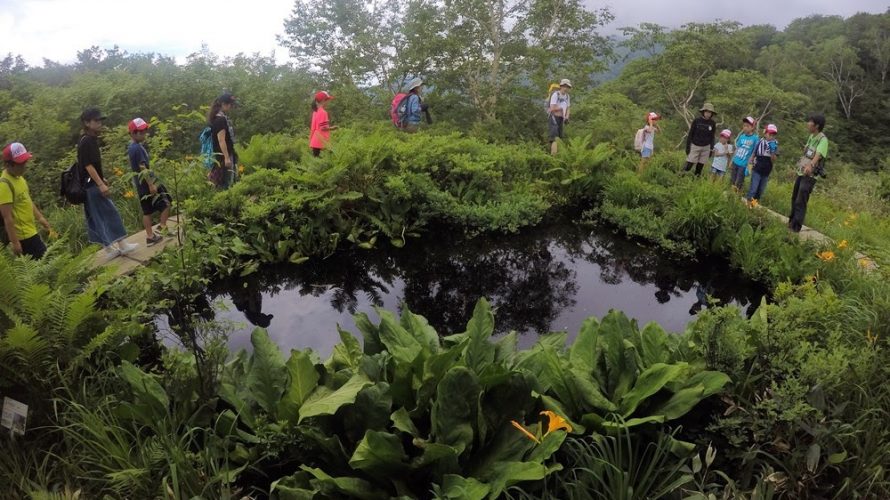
left=858, top=258, right=871, bottom=269
left=510, top=420, right=540, bottom=444
left=837, top=240, right=848, bottom=250
left=123, top=190, right=135, bottom=199
left=238, top=164, right=245, bottom=175
left=540, top=410, right=573, bottom=434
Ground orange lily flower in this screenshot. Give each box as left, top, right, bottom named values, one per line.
left=817, top=251, right=835, bottom=262
left=511, top=420, right=540, bottom=444
left=540, top=410, right=573, bottom=434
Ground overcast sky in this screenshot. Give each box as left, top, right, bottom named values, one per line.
left=0, top=0, right=887, bottom=65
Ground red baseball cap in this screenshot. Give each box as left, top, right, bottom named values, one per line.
left=128, top=117, right=150, bottom=133
left=764, top=124, right=778, bottom=134
left=314, top=91, right=334, bottom=102
left=743, top=116, right=756, bottom=125
left=2, top=142, right=32, bottom=164
left=647, top=112, right=660, bottom=121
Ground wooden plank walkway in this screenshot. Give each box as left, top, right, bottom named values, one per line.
left=91, top=215, right=186, bottom=276
left=750, top=200, right=878, bottom=271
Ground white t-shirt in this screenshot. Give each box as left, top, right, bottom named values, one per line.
left=549, top=91, right=570, bottom=117
left=642, top=124, right=656, bottom=150
left=711, top=142, right=734, bottom=172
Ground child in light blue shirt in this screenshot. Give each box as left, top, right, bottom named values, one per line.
left=729, top=117, right=759, bottom=191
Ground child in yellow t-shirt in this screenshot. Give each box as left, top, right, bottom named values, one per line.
left=1, top=143, right=54, bottom=259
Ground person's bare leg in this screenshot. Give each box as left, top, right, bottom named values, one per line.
left=550, top=141, right=558, bottom=155
left=159, top=205, right=170, bottom=229
left=143, top=214, right=154, bottom=238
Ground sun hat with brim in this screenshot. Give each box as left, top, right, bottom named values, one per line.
left=700, top=102, right=716, bottom=114
left=80, top=107, right=107, bottom=122
left=719, top=129, right=732, bottom=138
left=647, top=112, right=660, bottom=121
left=128, top=117, right=150, bottom=133
left=314, top=91, right=334, bottom=102
left=560, top=78, right=573, bottom=88
left=2, top=142, right=32, bottom=164
left=765, top=124, right=778, bottom=134
left=406, top=77, right=424, bottom=92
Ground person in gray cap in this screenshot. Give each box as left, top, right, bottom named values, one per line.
left=403, top=78, right=426, bottom=132
left=548, top=79, right=572, bottom=155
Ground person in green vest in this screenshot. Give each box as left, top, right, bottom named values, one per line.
left=0, top=142, right=54, bottom=259
left=788, top=114, right=828, bottom=232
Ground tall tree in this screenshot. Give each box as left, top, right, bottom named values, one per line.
left=816, top=36, right=867, bottom=119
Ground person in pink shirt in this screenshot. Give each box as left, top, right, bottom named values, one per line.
left=309, top=91, right=337, bottom=156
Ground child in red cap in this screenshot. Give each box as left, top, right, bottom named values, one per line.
left=310, top=91, right=337, bottom=157
left=1, top=142, right=54, bottom=259
left=128, top=118, right=171, bottom=246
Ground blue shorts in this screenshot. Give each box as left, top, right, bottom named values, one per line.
left=641, top=147, right=653, bottom=158
left=710, top=167, right=726, bottom=176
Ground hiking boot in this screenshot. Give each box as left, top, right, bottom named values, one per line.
left=146, top=234, right=163, bottom=246
left=118, top=242, right=138, bottom=255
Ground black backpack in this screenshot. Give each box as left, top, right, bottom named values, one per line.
left=60, top=162, right=86, bottom=205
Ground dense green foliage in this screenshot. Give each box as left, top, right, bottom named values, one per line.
left=2, top=6, right=890, bottom=500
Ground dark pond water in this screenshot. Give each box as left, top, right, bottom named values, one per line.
left=162, top=223, right=764, bottom=356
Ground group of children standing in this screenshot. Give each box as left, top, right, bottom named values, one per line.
left=638, top=103, right=827, bottom=231
left=1, top=107, right=173, bottom=260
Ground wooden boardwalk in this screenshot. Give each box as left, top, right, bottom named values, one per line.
left=91, top=215, right=185, bottom=276
left=751, top=200, right=878, bottom=271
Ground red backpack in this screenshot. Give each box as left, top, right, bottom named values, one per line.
left=390, top=93, right=409, bottom=128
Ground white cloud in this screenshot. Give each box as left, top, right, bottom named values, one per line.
left=2, top=0, right=296, bottom=65
left=2, top=0, right=888, bottom=66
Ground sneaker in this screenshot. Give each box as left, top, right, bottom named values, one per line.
left=104, top=245, right=121, bottom=259
left=146, top=234, right=163, bottom=246
left=118, top=242, right=138, bottom=255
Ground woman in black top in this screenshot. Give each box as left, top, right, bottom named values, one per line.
left=78, top=107, right=136, bottom=258
left=208, top=92, right=237, bottom=189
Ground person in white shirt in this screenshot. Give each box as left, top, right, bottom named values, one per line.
left=548, top=79, right=572, bottom=155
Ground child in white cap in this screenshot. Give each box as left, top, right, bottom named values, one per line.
left=710, top=129, right=734, bottom=180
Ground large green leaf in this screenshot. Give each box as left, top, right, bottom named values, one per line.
left=299, top=373, right=373, bottom=423
left=400, top=308, right=440, bottom=355
left=618, top=363, right=685, bottom=417
left=391, top=407, right=419, bottom=436
left=569, top=317, right=600, bottom=373
left=639, top=323, right=670, bottom=367
left=417, top=342, right=465, bottom=412
left=328, top=327, right=363, bottom=370
left=247, top=328, right=287, bottom=417
left=654, top=371, right=731, bottom=420
left=300, top=466, right=387, bottom=500
left=279, top=350, right=320, bottom=422
left=463, top=298, right=496, bottom=373
left=410, top=441, right=460, bottom=469
left=376, top=308, right=423, bottom=363
left=483, top=462, right=562, bottom=499
left=348, top=430, right=409, bottom=476
left=354, top=312, right=384, bottom=355
left=570, top=368, right=616, bottom=413
left=431, top=366, right=481, bottom=455
left=119, top=361, right=168, bottom=422
left=436, top=475, right=490, bottom=500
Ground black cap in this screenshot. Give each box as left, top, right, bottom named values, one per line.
left=80, top=107, right=107, bottom=122
left=218, top=92, right=237, bottom=105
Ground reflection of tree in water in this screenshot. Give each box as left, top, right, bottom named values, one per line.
left=396, top=230, right=577, bottom=335
left=554, top=223, right=764, bottom=315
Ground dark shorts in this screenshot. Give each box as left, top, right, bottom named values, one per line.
left=311, top=148, right=322, bottom=157
left=549, top=116, right=564, bottom=141
left=139, top=185, right=171, bottom=216
left=20, top=234, right=46, bottom=259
